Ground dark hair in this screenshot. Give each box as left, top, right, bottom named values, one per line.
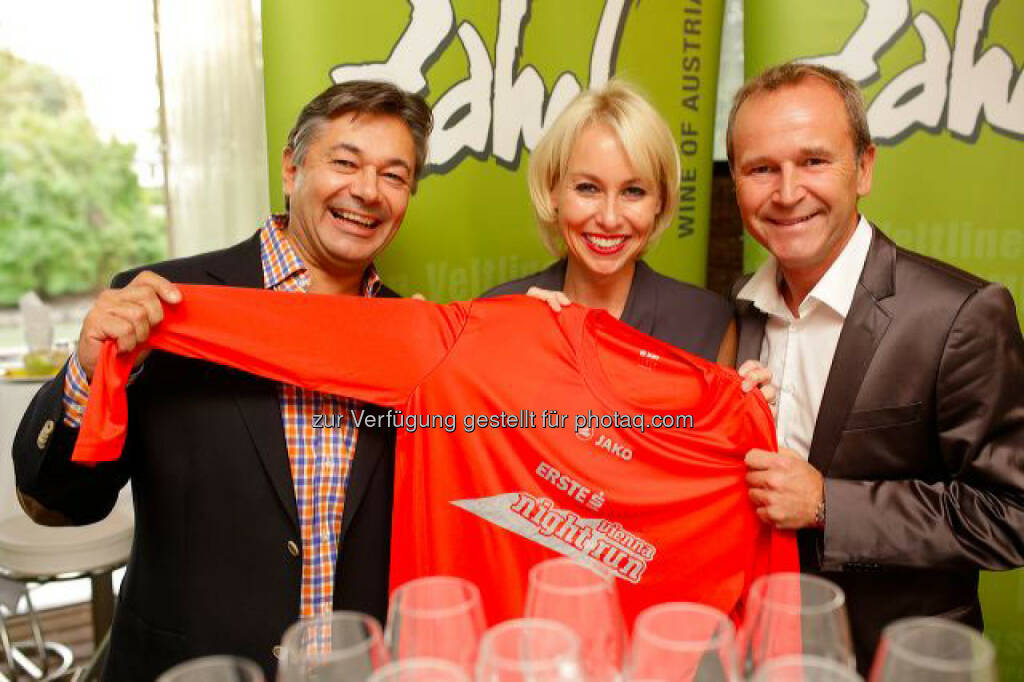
left=285, top=80, right=433, bottom=190
left=726, top=62, right=872, bottom=167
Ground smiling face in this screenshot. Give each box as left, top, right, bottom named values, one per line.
left=551, top=123, right=663, bottom=280
left=731, top=77, right=875, bottom=285
left=282, top=112, right=416, bottom=283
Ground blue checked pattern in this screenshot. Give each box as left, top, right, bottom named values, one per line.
left=62, top=214, right=381, bottom=619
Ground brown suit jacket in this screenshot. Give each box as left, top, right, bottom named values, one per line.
left=733, top=226, right=1024, bottom=674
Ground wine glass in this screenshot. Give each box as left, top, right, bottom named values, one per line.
left=869, top=617, right=997, bottom=681
left=627, top=602, right=738, bottom=682
left=524, top=557, right=626, bottom=682
left=386, top=576, right=487, bottom=673
left=751, top=655, right=863, bottom=682
left=741, top=573, right=855, bottom=673
left=367, top=658, right=471, bottom=682
left=156, top=655, right=264, bottom=681
left=278, top=611, right=390, bottom=681
left=475, top=618, right=584, bottom=682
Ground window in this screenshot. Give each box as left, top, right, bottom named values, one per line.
left=0, top=1, right=168, bottom=354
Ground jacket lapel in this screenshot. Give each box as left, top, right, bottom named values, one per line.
left=620, top=261, right=658, bottom=336
left=735, top=299, right=767, bottom=366
left=340, top=405, right=393, bottom=540
left=731, top=274, right=767, bottom=365
left=806, top=227, right=896, bottom=474
left=206, top=233, right=301, bottom=535
left=339, top=286, right=400, bottom=541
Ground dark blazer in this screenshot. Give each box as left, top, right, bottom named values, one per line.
left=12, top=232, right=397, bottom=681
left=483, top=259, right=733, bottom=362
left=733, top=226, right=1024, bottom=674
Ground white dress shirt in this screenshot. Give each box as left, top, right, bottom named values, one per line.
left=737, top=216, right=873, bottom=459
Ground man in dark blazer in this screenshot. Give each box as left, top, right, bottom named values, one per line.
left=726, top=62, right=1024, bottom=674
left=12, top=81, right=433, bottom=680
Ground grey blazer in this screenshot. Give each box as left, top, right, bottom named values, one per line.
left=484, top=259, right=733, bottom=362
left=732, top=226, right=1024, bottom=675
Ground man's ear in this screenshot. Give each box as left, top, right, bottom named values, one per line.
left=857, top=144, right=876, bottom=198
left=282, top=147, right=299, bottom=196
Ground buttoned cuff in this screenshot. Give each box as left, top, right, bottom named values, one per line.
left=61, top=352, right=145, bottom=429
left=61, top=353, right=91, bottom=429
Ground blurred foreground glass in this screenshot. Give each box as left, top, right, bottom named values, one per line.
left=387, top=576, right=486, bottom=673
left=156, top=655, right=264, bottom=682
left=525, top=558, right=626, bottom=682
left=742, top=573, right=854, bottom=672
left=278, top=611, right=390, bottom=681
left=627, top=602, right=737, bottom=682
left=475, top=618, right=584, bottom=682
left=752, top=655, right=863, bottom=682
left=869, top=617, right=997, bottom=682
left=368, top=658, right=471, bottom=682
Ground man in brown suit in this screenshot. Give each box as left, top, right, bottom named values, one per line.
left=728, top=62, right=1024, bottom=674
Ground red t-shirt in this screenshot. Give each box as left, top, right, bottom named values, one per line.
left=73, top=286, right=798, bottom=624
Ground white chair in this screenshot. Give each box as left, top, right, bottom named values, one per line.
left=0, top=501, right=133, bottom=680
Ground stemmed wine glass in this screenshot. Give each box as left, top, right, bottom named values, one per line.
left=741, top=573, right=855, bottom=674
left=278, top=611, right=390, bottom=681
left=475, top=618, right=584, bottom=682
left=156, top=656, right=264, bottom=681
left=868, top=617, right=997, bottom=681
left=367, top=658, right=471, bottom=682
left=386, top=575, right=487, bottom=674
left=524, top=557, right=626, bottom=682
left=627, top=602, right=738, bottom=682
left=751, top=655, right=863, bottom=682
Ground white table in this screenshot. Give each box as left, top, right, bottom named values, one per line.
left=0, top=377, right=131, bottom=647
left=0, top=379, right=46, bottom=518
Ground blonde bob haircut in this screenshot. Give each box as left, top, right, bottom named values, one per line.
left=528, top=80, right=681, bottom=257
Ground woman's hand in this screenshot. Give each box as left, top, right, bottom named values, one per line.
left=525, top=287, right=572, bottom=313
left=738, top=359, right=778, bottom=417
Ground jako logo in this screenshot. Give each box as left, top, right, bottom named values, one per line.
left=330, top=0, right=630, bottom=172
left=595, top=434, right=632, bottom=461
left=801, top=0, right=1023, bottom=143
left=575, top=425, right=593, bottom=441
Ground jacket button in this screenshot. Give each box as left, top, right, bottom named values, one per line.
left=287, top=540, right=300, bottom=557
left=37, top=419, right=55, bottom=450
left=272, top=645, right=282, bottom=659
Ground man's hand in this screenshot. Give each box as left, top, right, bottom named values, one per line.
left=525, top=286, right=572, bottom=312
left=77, top=271, right=181, bottom=381
left=737, top=360, right=778, bottom=416
left=745, top=448, right=823, bottom=530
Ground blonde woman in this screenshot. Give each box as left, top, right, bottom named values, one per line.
left=485, top=80, right=741, bottom=366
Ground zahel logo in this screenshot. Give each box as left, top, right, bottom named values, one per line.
left=801, top=0, right=1023, bottom=143
left=329, top=0, right=630, bottom=173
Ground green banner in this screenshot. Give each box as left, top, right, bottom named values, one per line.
left=262, top=0, right=724, bottom=300
left=745, top=0, right=1024, bottom=674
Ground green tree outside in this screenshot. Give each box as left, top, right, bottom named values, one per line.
left=0, top=50, right=166, bottom=306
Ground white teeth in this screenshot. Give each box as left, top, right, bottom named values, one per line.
left=332, top=209, right=378, bottom=227
left=586, top=235, right=626, bottom=248
left=773, top=215, right=813, bottom=226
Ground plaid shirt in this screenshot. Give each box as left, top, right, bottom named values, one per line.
left=63, top=214, right=381, bottom=618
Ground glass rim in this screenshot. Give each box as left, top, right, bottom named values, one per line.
left=389, top=575, right=483, bottom=618
left=478, top=618, right=581, bottom=671
left=633, top=602, right=736, bottom=650
left=750, top=572, right=846, bottom=615
left=156, top=655, right=263, bottom=680
left=368, top=657, right=470, bottom=682
left=527, top=557, right=615, bottom=596
left=752, top=654, right=862, bottom=681
left=881, top=617, right=995, bottom=673
left=279, top=611, right=385, bottom=665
